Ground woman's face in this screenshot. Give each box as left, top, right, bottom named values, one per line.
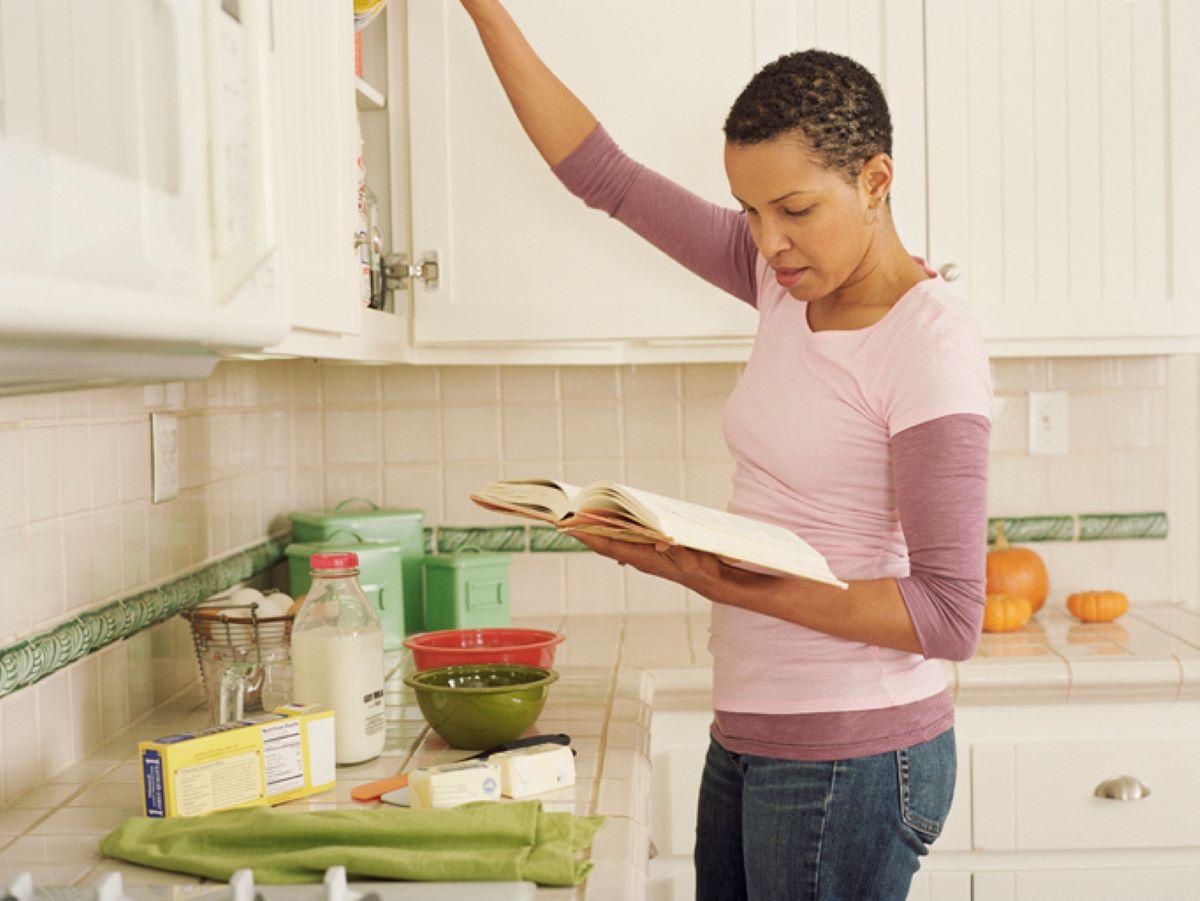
left=724, top=136, right=879, bottom=303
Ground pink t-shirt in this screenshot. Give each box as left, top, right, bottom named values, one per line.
left=714, top=260, right=992, bottom=713
left=552, top=123, right=993, bottom=748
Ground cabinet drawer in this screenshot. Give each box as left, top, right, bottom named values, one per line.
left=972, top=868, right=1200, bottom=901
left=972, top=739, right=1200, bottom=850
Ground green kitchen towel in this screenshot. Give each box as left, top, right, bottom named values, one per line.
left=100, top=802, right=605, bottom=886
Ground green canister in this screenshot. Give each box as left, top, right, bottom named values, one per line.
left=289, top=499, right=425, bottom=634
left=421, top=547, right=512, bottom=631
left=285, top=531, right=406, bottom=650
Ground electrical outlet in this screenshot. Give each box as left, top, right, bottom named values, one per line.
left=151, top=413, right=180, bottom=503
left=1028, top=391, right=1068, bottom=455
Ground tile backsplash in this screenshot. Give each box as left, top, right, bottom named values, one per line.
left=302, top=358, right=1185, bottom=618
left=0, top=362, right=302, bottom=805
left=0, top=354, right=1189, bottom=804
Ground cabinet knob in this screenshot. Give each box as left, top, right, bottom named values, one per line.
left=1093, top=775, right=1151, bottom=801
left=938, top=262, right=961, bottom=282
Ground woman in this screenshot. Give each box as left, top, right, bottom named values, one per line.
left=458, top=2, right=991, bottom=898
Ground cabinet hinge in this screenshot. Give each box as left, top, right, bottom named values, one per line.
left=384, top=251, right=439, bottom=290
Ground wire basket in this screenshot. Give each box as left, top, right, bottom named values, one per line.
left=183, top=598, right=294, bottom=723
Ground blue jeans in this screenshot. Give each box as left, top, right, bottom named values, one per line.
left=694, top=728, right=956, bottom=900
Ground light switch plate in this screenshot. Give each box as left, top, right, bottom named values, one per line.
left=150, top=413, right=180, bottom=503
left=1028, top=390, right=1068, bottom=455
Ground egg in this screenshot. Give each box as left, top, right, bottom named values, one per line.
left=257, top=592, right=294, bottom=618
left=229, top=587, right=266, bottom=609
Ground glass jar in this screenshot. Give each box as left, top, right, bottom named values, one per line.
left=290, top=552, right=386, bottom=764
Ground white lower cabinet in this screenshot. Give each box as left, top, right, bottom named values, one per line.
left=923, top=702, right=1200, bottom=900
left=645, top=692, right=1200, bottom=901
left=906, top=871, right=971, bottom=901
left=972, top=868, right=1200, bottom=901
left=972, top=738, right=1200, bottom=851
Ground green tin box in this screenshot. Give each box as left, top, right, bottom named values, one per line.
left=421, top=548, right=512, bottom=631
left=289, top=499, right=425, bottom=634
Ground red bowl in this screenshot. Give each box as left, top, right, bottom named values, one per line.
left=403, top=628, right=565, bottom=671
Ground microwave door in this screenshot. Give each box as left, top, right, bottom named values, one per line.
left=205, top=0, right=276, bottom=305
left=0, top=0, right=208, bottom=304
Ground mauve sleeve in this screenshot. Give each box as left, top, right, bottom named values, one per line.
left=891, top=413, right=990, bottom=662
left=550, top=123, right=759, bottom=306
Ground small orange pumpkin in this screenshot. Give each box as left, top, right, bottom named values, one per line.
left=986, top=523, right=1049, bottom=613
left=982, top=593, right=1033, bottom=633
left=1066, top=590, right=1128, bottom=623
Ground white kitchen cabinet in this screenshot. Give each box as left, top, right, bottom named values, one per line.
left=401, top=0, right=927, bottom=356
left=0, top=0, right=286, bottom=391
left=925, top=0, right=1200, bottom=356
left=972, top=867, right=1200, bottom=901
left=264, top=0, right=1200, bottom=367
left=267, top=0, right=361, bottom=339
left=263, top=2, right=412, bottom=362
left=404, top=0, right=757, bottom=350
left=912, top=702, right=1200, bottom=896
left=972, top=738, right=1200, bottom=851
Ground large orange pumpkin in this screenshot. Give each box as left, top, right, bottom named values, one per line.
left=986, top=523, right=1049, bottom=613
left=1067, top=590, right=1128, bottom=623
left=982, top=593, right=1033, bottom=632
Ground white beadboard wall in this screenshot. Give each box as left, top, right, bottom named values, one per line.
left=0, top=353, right=1193, bottom=807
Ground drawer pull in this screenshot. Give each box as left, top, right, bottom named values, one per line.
left=1094, top=775, right=1152, bottom=801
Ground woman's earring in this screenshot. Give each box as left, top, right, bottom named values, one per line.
left=867, top=201, right=881, bottom=226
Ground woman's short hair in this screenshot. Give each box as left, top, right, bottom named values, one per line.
left=724, top=49, right=892, bottom=185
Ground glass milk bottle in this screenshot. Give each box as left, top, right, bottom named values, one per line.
left=291, top=552, right=386, bottom=764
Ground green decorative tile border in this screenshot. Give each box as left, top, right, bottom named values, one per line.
left=529, top=526, right=587, bottom=553
left=436, top=525, right=527, bottom=554
left=428, top=512, right=1168, bottom=555
left=423, top=527, right=435, bottom=555
left=7, top=512, right=1157, bottom=700
left=987, top=516, right=1075, bottom=544
left=1077, top=512, right=1168, bottom=541
left=987, top=512, right=1167, bottom=545
left=0, top=535, right=288, bottom=701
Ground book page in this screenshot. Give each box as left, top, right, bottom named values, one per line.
left=580, top=483, right=844, bottom=588
left=469, top=478, right=582, bottom=522
left=559, top=510, right=668, bottom=544
left=603, top=485, right=820, bottom=555
left=573, top=482, right=662, bottom=530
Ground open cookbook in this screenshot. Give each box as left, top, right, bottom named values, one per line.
left=470, top=479, right=847, bottom=588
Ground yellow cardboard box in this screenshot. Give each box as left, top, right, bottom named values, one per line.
left=139, top=704, right=336, bottom=818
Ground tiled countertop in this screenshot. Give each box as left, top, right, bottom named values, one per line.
left=2, top=603, right=1198, bottom=898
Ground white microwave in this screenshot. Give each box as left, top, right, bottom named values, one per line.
left=0, top=0, right=286, bottom=390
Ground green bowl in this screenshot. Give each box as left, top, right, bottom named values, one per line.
left=403, top=664, right=558, bottom=750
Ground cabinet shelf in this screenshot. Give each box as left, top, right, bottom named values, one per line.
left=355, top=77, right=385, bottom=110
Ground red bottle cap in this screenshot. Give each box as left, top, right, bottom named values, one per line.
left=310, top=552, right=359, bottom=571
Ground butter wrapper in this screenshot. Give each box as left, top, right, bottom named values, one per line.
left=490, top=742, right=576, bottom=799
left=409, top=759, right=502, bottom=809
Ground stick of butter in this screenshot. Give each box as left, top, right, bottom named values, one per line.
left=490, top=742, right=576, bottom=799
left=408, top=759, right=502, bottom=809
